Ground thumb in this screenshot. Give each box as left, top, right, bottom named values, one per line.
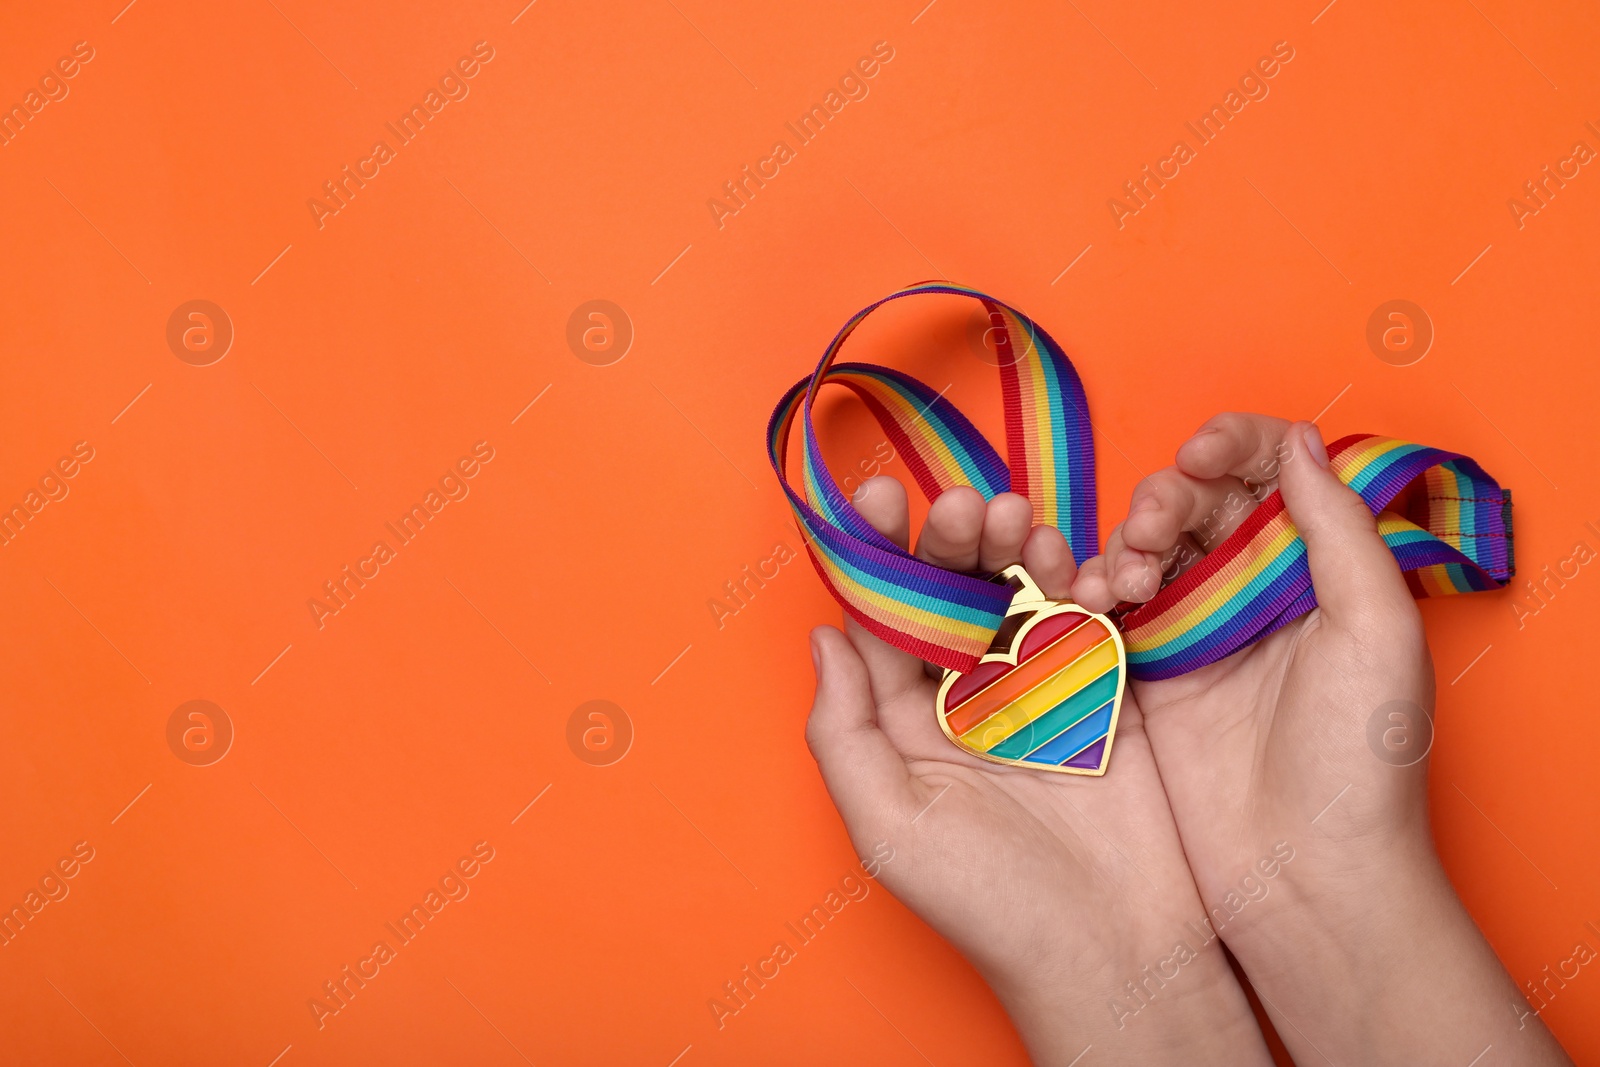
left=1277, top=422, right=1415, bottom=627
left=805, top=627, right=916, bottom=828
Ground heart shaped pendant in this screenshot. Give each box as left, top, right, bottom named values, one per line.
left=935, top=565, right=1127, bottom=776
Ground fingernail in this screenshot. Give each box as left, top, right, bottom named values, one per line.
left=1303, top=423, right=1329, bottom=469
left=1130, top=493, right=1160, bottom=515
left=809, top=633, right=822, bottom=675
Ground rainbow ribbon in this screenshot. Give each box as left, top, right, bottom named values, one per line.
left=767, top=283, right=1514, bottom=679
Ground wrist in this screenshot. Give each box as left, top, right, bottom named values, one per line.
left=987, top=927, right=1271, bottom=1065
left=1221, top=825, right=1439, bottom=945
left=1219, top=835, right=1571, bottom=1065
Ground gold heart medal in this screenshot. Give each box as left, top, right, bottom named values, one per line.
left=935, top=566, right=1127, bottom=776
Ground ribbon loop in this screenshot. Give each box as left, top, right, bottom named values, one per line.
left=1118, top=436, right=1514, bottom=679
left=767, top=282, right=1099, bottom=672
left=768, top=284, right=1514, bottom=679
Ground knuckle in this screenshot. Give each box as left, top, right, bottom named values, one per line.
left=1334, top=489, right=1379, bottom=530
left=1207, top=411, right=1267, bottom=453
left=1144, top=466, right=1187, bottom=497
left=1206, top=411, right=1252, bottom=435
left=1218, top=411, right=1294, bottom=467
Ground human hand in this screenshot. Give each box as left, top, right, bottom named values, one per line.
left=805, top=478, right=1271, bottom=1065
left=1075, top=415, right=1570, bottom=1065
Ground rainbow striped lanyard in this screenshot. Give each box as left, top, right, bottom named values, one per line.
left=767, top=282, right=1514, bottom=681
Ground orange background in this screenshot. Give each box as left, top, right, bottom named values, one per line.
left=2, top=0, right=1598, bottom=1063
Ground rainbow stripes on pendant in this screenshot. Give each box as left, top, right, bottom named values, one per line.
left=767, top=282, right=1515, bottom=683
left=936, top=591, right=1126, bottom=775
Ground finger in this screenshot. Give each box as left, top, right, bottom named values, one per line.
left=1113, top=550, right=1164, bottom=603
left=1176, top=412, right=1294, bottom=488
left=1021, top=524, right=1078, bottom=599
left=1101, top=524, right=1163, bottom=605
left=1161, top=532, right=1208, bottom=583
left=977, top=492, right=1033, bottom=573
left=1124, top=468, right=1254, bottom=558
left=852, top=475, right=910, bottom=551
left=1099, top=522, right=1127, bottom=583
left=1071, top=554, right=1118, bottom=614
left=805, top=627, right=917, bottom=826
left=915, top=485, right=986, bottom=571
left=845, top=476, right=928, bottom=699
left=1276, top=422, right=1415, bottom=626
